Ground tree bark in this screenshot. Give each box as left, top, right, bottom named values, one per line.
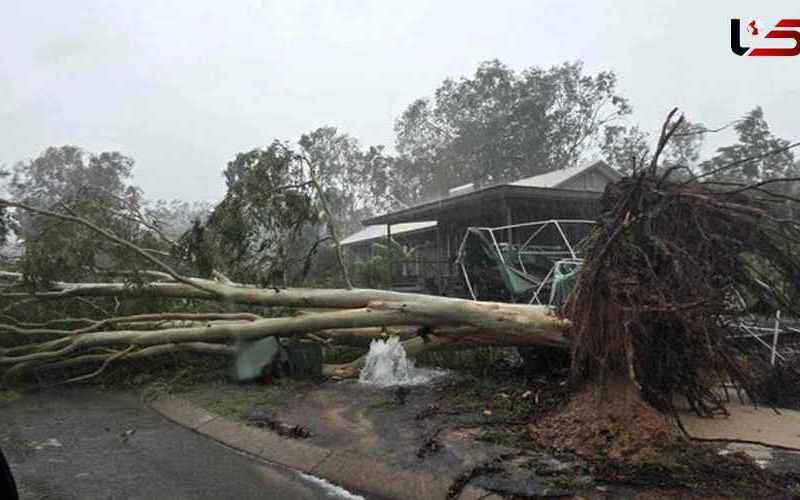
left=0, top=280, right=569, bottom=383
left=0, top=206, right=570, bottom=384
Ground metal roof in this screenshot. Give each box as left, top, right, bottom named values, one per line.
left=511, top=160, right=619, bottom=188
left=362, top=161, right=617, bottom=226
left=341, top=221, right=437, bottom=246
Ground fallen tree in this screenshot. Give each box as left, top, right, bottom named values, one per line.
left=532, top=109, right=800, bottom=463
left=567, top=110, right=800, bottom=415
left=0, top=189, right=571, bottom=382
left=0, top=266, right=570, bottom=382
left=0, top=110, right=798, bottom=429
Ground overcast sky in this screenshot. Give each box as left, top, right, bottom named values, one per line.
left=2, top=0, right=798, bottom=202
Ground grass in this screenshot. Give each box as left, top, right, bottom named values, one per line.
left=416, top=347, right=513, bottom=376
left=323, top=346, right=366, bottom=364
left=92, top=352, right=306, bottom=419
left=98, top=353, right=232, bottom=400
left=7, top=347, right=316, bottom=422
left=11, top=351, right=235, bottom=403
left=0, top=389, right=21, bottom=405
left=477, top=428, right=536, bottom=449
left=179, top=379, right=299, bottom=419
left=366, top=398, right=398, bottom=412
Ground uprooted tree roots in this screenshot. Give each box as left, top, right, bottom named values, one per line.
left=525, top=112, right=800, bottom=495
left=0, top=110, right=799, bottom=478
left=565, top=111, right=800, bottom=417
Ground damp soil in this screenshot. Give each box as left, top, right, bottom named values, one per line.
left=181, top=368, right=800, bottom=499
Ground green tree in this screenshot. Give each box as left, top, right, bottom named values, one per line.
left=8, top=146, right=156, bottom=286
left=394, top=60, right=631, bottom=199
left=662, top=121, right=706, bottom=170
left=298, top=127, right=395, bottom=235
left=200, top=142, right=322, bottom=285
left=147, top=199, right=214, bottom=240
left=10, top=146, right=142, bottom=236
left=700, top=107, right=795, bottom=184
left=602, top=120, right=705, bottom=176
left=352, top=239, right=414, bottom=289
left=601, top=125, right=649, bottom=175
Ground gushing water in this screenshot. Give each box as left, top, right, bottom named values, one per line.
left=358, top=336, right=442, bottom=387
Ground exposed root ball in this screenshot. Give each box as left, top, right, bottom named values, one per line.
left=530, top=382, right=676, bottom=461
left=565, top=161, right=800, bottom=414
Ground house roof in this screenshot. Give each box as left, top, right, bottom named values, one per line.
left=511, top=160, right=620, bottom=188
left=341, top=221, right=437, bottom=246
left=363, top=160, right=618, bottom=226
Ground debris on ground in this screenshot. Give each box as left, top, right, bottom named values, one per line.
left=242, top=409, right=311, bottom=438
left=416, top=428, right=442, bottom=460
left=394, top=386, right=410, bottom=405
left=414, top=404, right=440, bottom=421
left=446, top=458, right=503, bottom=500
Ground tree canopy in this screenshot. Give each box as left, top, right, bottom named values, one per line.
left=4, top=61, right=796, bottom=292
left=194, top=142, right=321, bottom=285
left=298, top=127, right=396, bottom=234
left=393, top=60, right=631, bottom=199
left=8, top=146, right=159, bottom=286
left=700, top=107, right=797, bottom=184
left=601, top=120, right=706, bottom=176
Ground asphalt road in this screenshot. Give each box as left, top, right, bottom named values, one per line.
left=0, top=389, right=363, bottom=500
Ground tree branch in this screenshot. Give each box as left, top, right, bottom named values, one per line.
left=0, top=198, right=221, bottom=297
left=300, top=156, right=354, bottom=289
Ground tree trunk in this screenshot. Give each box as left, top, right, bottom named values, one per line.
left=0, top=276, right=569, bottom=382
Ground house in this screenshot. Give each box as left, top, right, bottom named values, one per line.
left=342, top=160, right=621, bottom=294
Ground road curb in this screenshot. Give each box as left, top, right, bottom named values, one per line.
left=150, top=397, right=501, bottom=500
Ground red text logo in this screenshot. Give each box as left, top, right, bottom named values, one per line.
left=731, top=18, right=800, bottom=56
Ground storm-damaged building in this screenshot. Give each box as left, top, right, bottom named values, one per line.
left=342, top=160, right=621, bottom=295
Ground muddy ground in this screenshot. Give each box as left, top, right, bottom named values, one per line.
left=178, top=371, right=800, bottom=499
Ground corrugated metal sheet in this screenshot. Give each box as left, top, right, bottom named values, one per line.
left=511, top=160, right=615, bottom=189
left=341, top=221, right=437, bottom=246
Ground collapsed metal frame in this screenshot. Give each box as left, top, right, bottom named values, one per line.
left=457, top=220, right=798, bottom=365
left=527, top=257, right=584, bottom=306
left=733, top=291, right=800, bottom=365
left=456, top=219, right=595, bottom=304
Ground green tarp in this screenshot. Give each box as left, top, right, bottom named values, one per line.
left=550, top=261, right=581, bottom=306
left=463, top=228, right=541, bottom=298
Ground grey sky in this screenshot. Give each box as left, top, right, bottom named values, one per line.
left=2, top=0, right=798, bottom=202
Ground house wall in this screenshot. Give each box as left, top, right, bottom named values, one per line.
left=347, top=168, right=615, bottom=294
left=345, top=231, right=435, bottom=262
left=344, top=230, right=439, bottom=291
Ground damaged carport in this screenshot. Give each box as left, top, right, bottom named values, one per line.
left=359, top=160, right=619, bottom=295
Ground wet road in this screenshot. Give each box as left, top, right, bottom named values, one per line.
left=0, top=389, right=362, bottom=500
